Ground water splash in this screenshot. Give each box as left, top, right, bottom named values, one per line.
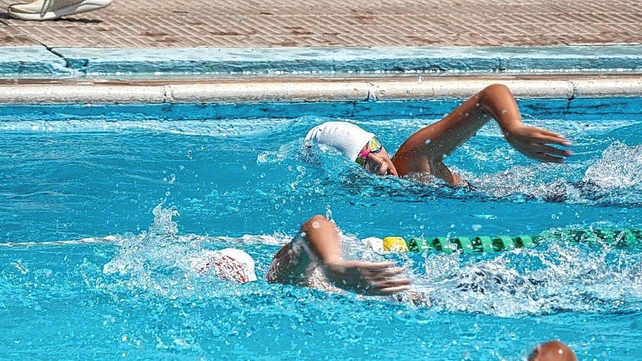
left=78, top=193, right=642, bottom=320
left=101, top=204, right=234, bottom=299
left=583, top=142, right=642, bottom=188
left=407, top=238, right=642, bottom=317
left=468, top=141, right=642, bottom=206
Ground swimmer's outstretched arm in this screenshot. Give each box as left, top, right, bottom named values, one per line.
left=266, top=215, right=411, bottom=295
left=392, top=84, right=573, bottom=184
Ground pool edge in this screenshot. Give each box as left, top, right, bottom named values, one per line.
left=1, top=75, right=640, bottom=104
left=2, top=45, right=642, bottom=79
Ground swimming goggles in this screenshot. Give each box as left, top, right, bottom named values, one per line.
left=355, top=136, right=383, bottom=166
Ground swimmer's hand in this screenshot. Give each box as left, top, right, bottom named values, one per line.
left=503, top=125, right=573, bottom=163
left=324, top=260, right=411, bottom=296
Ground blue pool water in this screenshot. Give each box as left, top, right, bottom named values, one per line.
left=0, top=98, right=641, bottom=360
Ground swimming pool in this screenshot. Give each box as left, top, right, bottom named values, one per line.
left=1, top=97, right=641, bottom=360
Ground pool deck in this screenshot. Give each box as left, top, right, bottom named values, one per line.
left=0, top=0, right=640, bottom=103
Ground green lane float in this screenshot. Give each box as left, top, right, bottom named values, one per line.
left=377, top=228, right=642, bottom=254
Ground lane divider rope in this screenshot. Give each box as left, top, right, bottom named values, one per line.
left=373, top=229, right=642, bottom=254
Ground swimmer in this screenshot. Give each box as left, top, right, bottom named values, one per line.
left=304, top=84, right=573, bottom=186
left=193, top=215, right=411, bottom=296
left=528, top=340, right=577, bottom=361
left=266, top=214, right=410, bottom=295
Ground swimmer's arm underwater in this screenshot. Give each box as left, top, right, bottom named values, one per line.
left=266, top=215, right=410, bottom=295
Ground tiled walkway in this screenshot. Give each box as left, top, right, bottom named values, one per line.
left=0, top=0, right=640, bottom=48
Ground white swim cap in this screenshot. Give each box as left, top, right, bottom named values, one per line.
left=305, top=121, right=375, bottom=161
left=191, top=248, right=257, bottom=283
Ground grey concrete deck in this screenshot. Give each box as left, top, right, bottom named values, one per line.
left=0, top=0, right=640, bottom=48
